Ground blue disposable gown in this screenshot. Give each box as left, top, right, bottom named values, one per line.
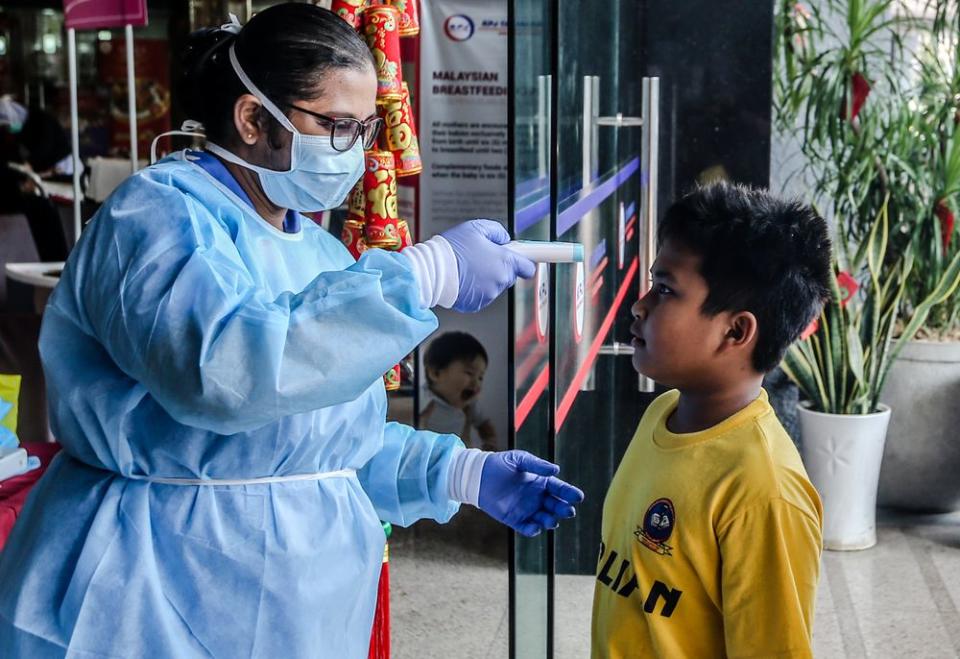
left=0, top=151, right=464, bottom=658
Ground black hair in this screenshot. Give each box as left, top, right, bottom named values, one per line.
left=177, top=3, right=374, bottom=146
left=424, top=332, right=489, bottom=379
left=658, top=181, right=832, bottom=373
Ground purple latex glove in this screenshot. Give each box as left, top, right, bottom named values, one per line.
left=478, top=450, right=585, bottom=537
left=440, top=220, right=536, bottom=313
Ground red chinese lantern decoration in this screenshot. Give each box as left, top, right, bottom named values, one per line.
left=383, top=364, right=402, bottom=392
left=388, top=0, right=419, bottom=36
left=332, top=0, right=365, bottom=28
left=363, top=5, right=404, bottom=103
left=341, top=219, right=369, bottom=260
left=362, top=150, right=402, bottom=249
left=383, top=82, right=422, bottom=177
left=397, top=219, right=413, bottom=249
left=338, top=0, right=422, bottom=396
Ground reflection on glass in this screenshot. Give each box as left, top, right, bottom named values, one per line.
left=512, top=1, right=647, bottom=656
left=552, top=1, right=644, bottom=657
left=512, top=1, right=553, bottom=658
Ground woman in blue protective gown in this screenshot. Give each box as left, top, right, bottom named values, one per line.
left=0, top=5, right=583, bottom=657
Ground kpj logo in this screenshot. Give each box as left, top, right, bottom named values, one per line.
left=443, top=14, right=475, bottom=41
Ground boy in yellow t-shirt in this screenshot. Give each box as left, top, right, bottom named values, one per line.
left=592, top=182, right=832, bottom=659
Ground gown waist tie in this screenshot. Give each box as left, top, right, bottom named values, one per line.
left=123, top=469, right=357, bottom=486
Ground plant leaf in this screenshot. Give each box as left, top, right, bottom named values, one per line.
left=847, top=323, right=866, bottom=385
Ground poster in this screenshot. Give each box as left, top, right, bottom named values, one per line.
left=97, top=38, right=170, bottom=158
left=419, top=0, right=510, bottom=449
left=419, top=1, right=509, bottom=229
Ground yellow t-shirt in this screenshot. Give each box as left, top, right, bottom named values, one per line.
left=591, top=389, right=822, bottom=659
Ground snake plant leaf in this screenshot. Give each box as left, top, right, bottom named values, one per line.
left=783, top=347, right=820, bottom=411
left=866, top=202, right=889, bottom=291
left=847, top=324, right=866, bottom=385
left=893, top=248, right=960, bottom=353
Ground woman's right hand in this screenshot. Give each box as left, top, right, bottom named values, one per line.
left=477, top=450, right=584, bottom=537
left=441, top=220, right=536, bottom=313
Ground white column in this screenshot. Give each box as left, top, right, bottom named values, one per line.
left=125, top=24, right=138, bottom=172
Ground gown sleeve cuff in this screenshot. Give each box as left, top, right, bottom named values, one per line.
left=446, top=447, right=491, bottom=507
left=401, top=236, right=460, bottom=309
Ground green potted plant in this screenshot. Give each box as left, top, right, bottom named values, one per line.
left=782, top=205, right=960, bottom=549
left=775, top=0, right=960, bottom=514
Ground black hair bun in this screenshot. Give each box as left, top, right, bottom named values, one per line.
left=177, top=27, right=237, bottom=122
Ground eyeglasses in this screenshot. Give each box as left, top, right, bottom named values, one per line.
left=286, top=104, right=384, bottom=152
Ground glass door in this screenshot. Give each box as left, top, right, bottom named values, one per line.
left=510, top=1, right=656, bottom=656
left=552, top=3, right=646, bottom=656
left=509, top=0, right=553, bottom=657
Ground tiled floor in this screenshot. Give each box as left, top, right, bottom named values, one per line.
left=390, top=510, right=510, bottom=659
left=814, top=512, right=960, bottom=658
left=390, top=510, right=960, bottom=658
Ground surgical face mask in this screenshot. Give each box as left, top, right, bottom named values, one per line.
left=205, top=44, right=366, bottom=213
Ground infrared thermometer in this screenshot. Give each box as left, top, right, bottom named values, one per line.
left=505, top=240, right=584, bottom=263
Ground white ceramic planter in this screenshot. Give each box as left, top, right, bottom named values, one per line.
left=798, top=403, right=891, bottom=551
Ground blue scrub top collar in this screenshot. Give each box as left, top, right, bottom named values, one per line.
left=191, top=149, right=302, bottom=234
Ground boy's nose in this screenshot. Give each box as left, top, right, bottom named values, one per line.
left=631, top=299, right=646, bottom=320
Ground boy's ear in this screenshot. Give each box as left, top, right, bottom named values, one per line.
left=426, top=367, right=441, bottom=383
left=722, top=311, right=758, bottom=352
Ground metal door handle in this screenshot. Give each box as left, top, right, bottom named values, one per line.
left=638, top=77, right=660, bottom=393
left=577, top=76, right=601, bottom=393
left=598, top=342, right=635, bottom=356
left=596, top=113, right=643, bottom=127
left=582, top=76, right=600, bottom=188
left=579, top=342, right=635, bottom=394
left=538, top=75, right=551, bottom=179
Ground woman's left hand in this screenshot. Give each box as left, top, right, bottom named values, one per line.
left=441, top=220, right=536, bottom=313
left=477, top=450, right=584, bottom=537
